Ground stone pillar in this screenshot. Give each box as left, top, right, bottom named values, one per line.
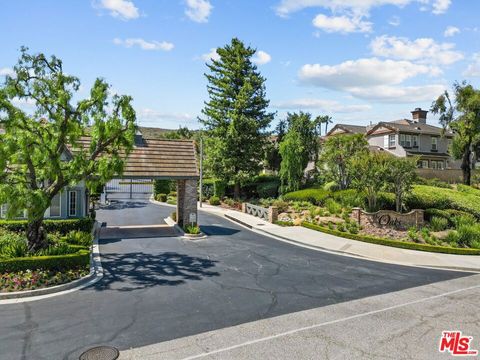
left=268, top=206, right=278, bottom=223
left=177, top=179, right=198, bottom=228
left=242, top=203, right=247, bottom=213
left=176, top=180, right=185, bottom=227
left=414, top=209, right=424, bottom=227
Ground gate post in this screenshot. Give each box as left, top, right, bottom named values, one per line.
left=176, top=179, right=198, bottom=228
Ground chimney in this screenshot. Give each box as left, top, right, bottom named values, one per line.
left=134, top=129, right=145, bottom=147
left=411, top=108, right=427, bottom=124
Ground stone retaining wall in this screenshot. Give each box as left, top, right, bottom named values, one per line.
left=352, top=208, right=424, bottom=230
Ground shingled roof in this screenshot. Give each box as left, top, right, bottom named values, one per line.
left=71, top=137, right=199, bottom=179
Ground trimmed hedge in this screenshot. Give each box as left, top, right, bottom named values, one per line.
left=282, top=188, right=330, bottom=205
left=302, top=222, right=480, bottom=255
left=0, top=249, right=90, bottom=273
left=0, top=218, right=94, bottom=235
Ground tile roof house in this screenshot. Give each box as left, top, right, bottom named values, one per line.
left=327, top=108, right=462, bottom=170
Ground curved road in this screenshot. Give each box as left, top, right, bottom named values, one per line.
left=0, top=200, right=471, bottom=359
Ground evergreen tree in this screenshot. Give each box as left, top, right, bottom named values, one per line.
left=200, top=38, right=274, bottom=199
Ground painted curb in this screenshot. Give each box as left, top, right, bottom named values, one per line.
left=0, top=221, right=104, bottom=302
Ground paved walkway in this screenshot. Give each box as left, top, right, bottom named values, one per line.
left=197, top=203, right=480, bottom=272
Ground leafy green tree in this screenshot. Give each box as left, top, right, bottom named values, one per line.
left=277, top=112, right=324, bottom=190
left=320, top=115, right=333, bottom=136
left=200, top=38, right=274, bottom=199
left=350, top=152, right=389, bottom=211
left=0, top=48, right=136, bottom=251
left=318, top=134, right=368, bottom=190
left=162, top=126, right=194, bottom=140
left=384, top=157, right=418, bottom=213
left=431, top=81, right=480, bottom=185
left=264, top=119, right=287, bottom=173
left=279, top=130, right=304, bottom=193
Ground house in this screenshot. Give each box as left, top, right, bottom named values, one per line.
left=327, top=108, right=462, bottom=170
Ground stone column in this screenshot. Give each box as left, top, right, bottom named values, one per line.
left=177, top=179, right=198, bottom=228
left=242, top=203, right=247, bottom=213
left=176, top=180, right=185, bottom=227
left=352, top=207, right=362, bottom=224
left=268, top=206, right=278, bottom=223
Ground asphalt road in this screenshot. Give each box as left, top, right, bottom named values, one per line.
left=0, top=202, right=472, bottom=360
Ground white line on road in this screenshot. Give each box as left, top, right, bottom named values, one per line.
left=181, top=282, right=480, bottom=360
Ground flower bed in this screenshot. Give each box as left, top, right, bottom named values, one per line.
left=0, top=268, right=89, bottom=292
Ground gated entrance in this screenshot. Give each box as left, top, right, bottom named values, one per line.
left=105, top=178, right=154, bottom=200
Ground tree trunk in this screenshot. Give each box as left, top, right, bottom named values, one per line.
left=461, top=147, right=472, bottom=185
left=27, top=217, right=47, bottom=252
left=233, top=182, right=241, bottom=200
left=396, top=193, right=402, bottom=213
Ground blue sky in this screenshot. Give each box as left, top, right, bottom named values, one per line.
left=1, top=0, right=479, bottom=131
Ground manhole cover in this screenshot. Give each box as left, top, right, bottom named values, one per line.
left=79, top=346, right=119, bottom=360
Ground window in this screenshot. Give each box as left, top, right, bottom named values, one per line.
left=413, top=135, right=419, bottom=147
left=420, top=160, right=429, bottom=169
left=431, top=137, right=438, bottom=151
left=400, top=134, right=405, bottom=146
left=389, top=134, right=396, bottom=148
left=69, top=191, right=77, bottom=217
left=49, top=193, right=61, bottom=217
left=431, top=160, right=444, bottom=170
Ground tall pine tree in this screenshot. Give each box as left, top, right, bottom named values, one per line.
left=200, top=38, right=274, bottom=199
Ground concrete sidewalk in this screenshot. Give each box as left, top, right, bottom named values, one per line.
left=198, top=203, right=480, bottom=272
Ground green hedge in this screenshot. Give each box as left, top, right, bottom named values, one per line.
left=282, top=188, right=330, bottom=205
left=0, top=249, right=90, bottom=273
left=406, top=185, right=480, bottom=219
left=154, top=179, right=173, bottom=195
left=0, top=218, right=94, bottom=235
left=302, top=222, right=480, bottom=255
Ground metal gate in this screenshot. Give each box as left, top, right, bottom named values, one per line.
left=104, top=178, right=154, bottom=200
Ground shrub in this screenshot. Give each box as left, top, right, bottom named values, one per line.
left=35, top=243, right=83, bottom=256
left=209, top=196, right=221, bottom=206
left=283, top=188, right=330, bottom=205
left=155, top=193, right=167, bottom=202
left=0, top=249, right=90, bottom=273
left=406, top=185, right=480, bottom=219
left=213, top=180, right=227, bottom=198
left=347, top=221, right=359, bottom=234
left=64, top=231, right=92, bottom=247
left=154, top=179, right=173, bottom=195
left=272, top=199, right=289, bottom=213
left=337, top=223, right=346, bottom=232
left=430, top=216, right=449, bottom=232
left=202, top=178, right=215, bottom=199
left=456, top=223, right=480, bottom=248
left=223, top=198, right=235, bottom=207
left=184, top=224, right=201, bottom=234
left=323, top=181, right=339, bottom=192
left=325, top=199, right=342, bottom=215
left=167, top=197, right=177, bottom=205
left=332, top=189, right=365, bottom=208
left=0, top=218, right=94, bottom=235
left=416, top=177, right=451, bottom=188
left=257, top=181, right=279, bottom=198
left=376, top=192, right=396, bottom=210
left=171, top=211, right=177, bottom=222
left=0, top=233, right=28, bottom=259
left=407, top=227, right=419, bottom=242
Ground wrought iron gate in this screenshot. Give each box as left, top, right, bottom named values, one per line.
left=105, top=179, right=154, bottom=199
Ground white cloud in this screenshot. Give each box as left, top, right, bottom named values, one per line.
left=113, top=38, right=174, bottom=51
left=432, top=0, right=451, bottom=14
left=312, top=14, right=372, bottom=33
left=444, top=25, right=460, bottom=37
left=273, top=98, right=371, bottom=112
left=388, top=16, right=401, bottom=26
left=275, top=0, right=450, bottom=17
left=463, top=53, right=480, bottom=77
left=298, top=57, right=444, bottom=103
left=299, top=58, right=438, bottom=89
left=96, top=0, right=139, bottom=20
left=201, top=48, right=220, bottom=62
left=347, top=84, right=446, bottom=103
left=0, top=67, right=14, bottom=77
left=370, top=35, right=463, bottom=65
left=185, top=0, right=212, bottom=23
left=252, top=51, right=272, bottom=65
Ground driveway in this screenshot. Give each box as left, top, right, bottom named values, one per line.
left=0, top=202, right=473, bottom=359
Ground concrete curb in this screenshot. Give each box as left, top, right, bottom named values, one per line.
left=0, top=221, right=104, bottom=303
left=217, top=210, right=480, bottom=273
left=164, top=216, right=207, bottom=240
left=149, top=196, right=176, bottom=208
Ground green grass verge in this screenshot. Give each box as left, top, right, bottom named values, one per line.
left=0, top=249, right=90, bottom=273
left=302, top=222, right=480, bottom=255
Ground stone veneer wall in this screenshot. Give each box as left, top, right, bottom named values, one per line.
left=352, top=208, right=424, bottom=230
left=176, top=179, right=198, bottom=228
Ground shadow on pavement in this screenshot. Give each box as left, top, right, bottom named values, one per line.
left=200, top=225, right=240, bottom=236
left=94, top=251, right=220, bottom=291
left=99, top=226, right=178, bottom=240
